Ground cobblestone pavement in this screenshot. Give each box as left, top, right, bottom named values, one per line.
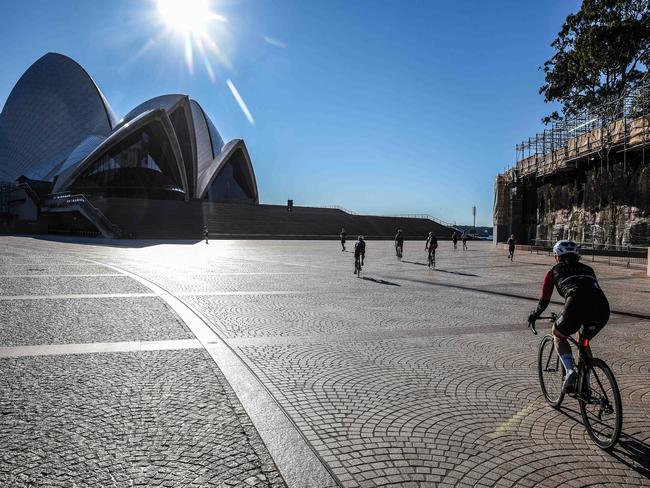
left=1, top=236, right=649, bottom=487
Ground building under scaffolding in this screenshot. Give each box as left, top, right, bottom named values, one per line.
left=494, top=82, right=650, bottom=246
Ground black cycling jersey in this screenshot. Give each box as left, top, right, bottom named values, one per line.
left=354, top=240, right=366, bottom=257
left=395, top=234, right=404, bottom=245
left=536, top=260, right=609, bottom=337
left=550, top=261, right=603, bottom=299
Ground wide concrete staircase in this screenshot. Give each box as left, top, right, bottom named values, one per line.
left=91, top=198, right=455, bottom=239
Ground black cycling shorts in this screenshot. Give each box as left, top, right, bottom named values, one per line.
left=555, top=292, right=610, bottom=338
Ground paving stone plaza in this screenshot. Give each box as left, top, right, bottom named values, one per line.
left=0, top=236, right=648, bottom=487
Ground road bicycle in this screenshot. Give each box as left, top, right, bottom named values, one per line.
left=427, top=249, right=436, bottom=268
left=395, top=243, right=403, bottom=259
left=529, top=313, right=622, bottom=449
left=354, top=255, right=363, bottom=277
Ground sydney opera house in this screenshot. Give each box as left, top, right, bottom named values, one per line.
left=0, top=53, right=450, bottom=239
left=0, top=53, right=257, bottom=203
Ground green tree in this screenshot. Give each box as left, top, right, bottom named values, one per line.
left=540, top=0, right=650, bottom=123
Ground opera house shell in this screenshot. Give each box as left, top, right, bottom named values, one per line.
left=0, top=53, right=259, bottom=206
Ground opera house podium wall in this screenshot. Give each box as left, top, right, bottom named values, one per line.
left=85, top=198, right=453, bottom=240
left=0, top=53, right=454, bottom=240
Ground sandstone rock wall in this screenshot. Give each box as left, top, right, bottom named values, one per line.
left=535, top=161, right=650, bottom=246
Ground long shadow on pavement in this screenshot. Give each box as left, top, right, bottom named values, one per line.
left=391, top=276, right=650, bottom=321
left=361, top=276, right=401, bottom=286
left=401, top=261, right=480, bottom=277
left=434, top=268, right=480, bottom=277
left=401, top=260, right=428, bottom=267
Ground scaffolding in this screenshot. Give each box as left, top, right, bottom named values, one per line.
left=514, top=82, right=650, bottom=177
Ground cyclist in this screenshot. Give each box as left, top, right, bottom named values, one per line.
left=425, top=232, right=438, bottom=266
left=340, top=227, right=347, bottom=252
left=452, top=231, right=458, bottom=250
left=203, top=225, right=209, bottom=244
left=354, top=235, right=365, bottom=274
left=507, top=234, right=516, bottom=261
left=394, top=229, right=404, bottom=258
left=528, top=240, right=610, bottom=393
left=462, top=231, right=468, bottom=250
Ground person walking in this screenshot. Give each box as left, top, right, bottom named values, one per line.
left=462, top=231, right=468, bottom=251
left=203, top=225, right=209, bottom=244
left=452, top=231, right=458, bottom=250
left=507, top=234, right=516, bottom=261
left=340, top=228, right=347, bottom=252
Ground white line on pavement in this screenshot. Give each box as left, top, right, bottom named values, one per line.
left=0, top=273, right=125, bottom=278
left=0, top=293, right=157, bottom=300
left=0, top=339, right=202, bottom=358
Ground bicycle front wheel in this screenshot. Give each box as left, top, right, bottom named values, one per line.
left=579, top=358, right=622, bottom=449
left=538, top=335, right=565, bottom=408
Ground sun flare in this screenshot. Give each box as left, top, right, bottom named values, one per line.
left=157, top=0, right=211, bottom=35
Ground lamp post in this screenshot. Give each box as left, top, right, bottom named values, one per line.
left=472, top=206, right=476, bottom=235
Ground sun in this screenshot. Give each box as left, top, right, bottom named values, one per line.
left=157, top=0, right=211, bottom=35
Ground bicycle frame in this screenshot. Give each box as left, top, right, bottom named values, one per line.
left=535, top=315, right=610, bottom=406
left=533, top=313, right=621, bottom=448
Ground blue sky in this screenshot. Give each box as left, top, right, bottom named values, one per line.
left=0, top=0, right=580, bottom=226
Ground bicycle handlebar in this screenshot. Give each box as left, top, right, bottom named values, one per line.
left=537, top=313, right=558, bottom=320
left=528, top=312, right=558, bottom=335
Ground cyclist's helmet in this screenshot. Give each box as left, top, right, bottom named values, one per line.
left=358, top=235, right=364, bottom=240
left=553, top=240, right=579, bottom=257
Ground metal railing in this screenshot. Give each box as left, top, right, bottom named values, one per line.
left=312, top=206, right=457, bottom=230
left=530, top=239, right=648, bottom=268
left=42, top=193, right=121, bottom=238
left=391, top=214, right=458, bottom=230
left=320, top=205, right=359, bottom=215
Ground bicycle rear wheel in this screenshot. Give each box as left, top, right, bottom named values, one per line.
left=579, top=358, right=622, bottom=449
left=538, top=335, right=565, bottom=407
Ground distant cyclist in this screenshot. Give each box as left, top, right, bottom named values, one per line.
left=394, top=229, right=404, bottom=258
left=354, top=235, right=366, bottom=274
left=452, top=231, right=458, bottom=250
left=462, top=231, right=468, bottom=250
left=507, top=234, right=516, bottom=261
left=528, top=240, right=610, bottom=393
left=425, top=232, right=438, bottom=267
left=203, top=225, right=209, bottom=244
left=340, top=227, right=347, bottom=252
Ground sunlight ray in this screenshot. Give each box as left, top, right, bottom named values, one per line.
left=227, top=79, right=255, bottom=125
left=184, top=34, right=194, bottom=75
